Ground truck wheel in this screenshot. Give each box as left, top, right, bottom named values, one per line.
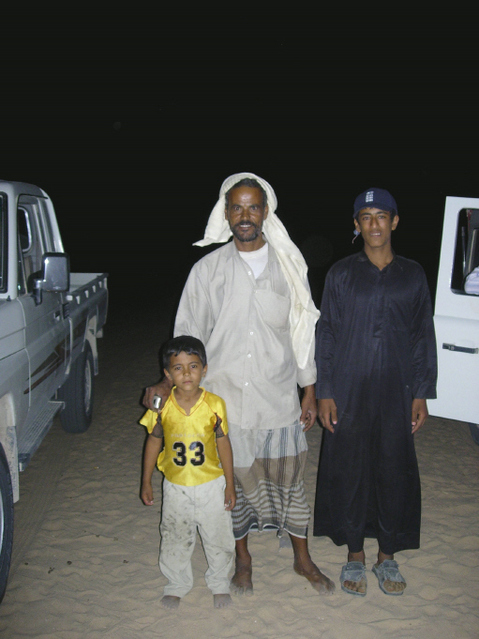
left=0, top=445, right=14, bottom=604
left=59, top=343, right=94, bottom=434
left=469, top=423, right=479, bottom=446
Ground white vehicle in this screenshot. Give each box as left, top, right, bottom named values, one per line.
left=428, top=196, right=479, bottom=443
left=0, top=181, right=108, bottom=602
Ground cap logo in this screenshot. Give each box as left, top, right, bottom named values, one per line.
left=365, top=191, right=374, bottom=203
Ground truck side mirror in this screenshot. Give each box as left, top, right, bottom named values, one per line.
left=33, top=253, right=70, bottom=305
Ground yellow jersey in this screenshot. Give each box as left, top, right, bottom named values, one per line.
left=140, top=388, right=228, bottom=487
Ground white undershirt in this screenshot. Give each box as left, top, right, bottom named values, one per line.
left=238, top=242, right=269, bottom=279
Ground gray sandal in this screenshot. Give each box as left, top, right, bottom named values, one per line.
left=372, top=560, right=406, bottom=595
left=340, top=561, right=367, bottom=596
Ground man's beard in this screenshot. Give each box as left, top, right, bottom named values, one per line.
left=231, top=222, right=261, bottom=243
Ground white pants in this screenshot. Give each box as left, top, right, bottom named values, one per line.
left=160, top=475, right=235, bottom=597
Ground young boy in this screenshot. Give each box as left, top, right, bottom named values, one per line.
left=140, top=335, right=236, bottom=609
left=314, top=188, right=437, bottom=596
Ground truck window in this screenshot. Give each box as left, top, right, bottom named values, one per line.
left=0, top=194, right=6, bottom=293
left=17, top=205, right=45, bottom=293
left=38, top=198, right=55, bottom=250
left=451, top=208, right=479, bottom=295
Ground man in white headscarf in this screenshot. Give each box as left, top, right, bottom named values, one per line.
left=144, top=173, right=335, bottom=596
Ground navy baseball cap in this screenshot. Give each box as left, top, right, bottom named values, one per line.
left=353, top=188, right=398, bottom=218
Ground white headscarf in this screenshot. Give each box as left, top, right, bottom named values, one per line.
left=193, top=172, right=319, bottom=369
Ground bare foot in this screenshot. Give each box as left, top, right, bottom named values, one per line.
left=231, top=558, right=253, bottom=596
left=161, top=595, right=180, bottom=609
left=214, top=593, right=233, bottom=608
left=293, top=558, right=336, bottom=594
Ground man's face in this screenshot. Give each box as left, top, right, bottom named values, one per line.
left=354, top=208, right=399, bottom=250
left=225, top=186, right=269, bottom=251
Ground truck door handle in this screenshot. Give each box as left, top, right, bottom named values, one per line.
left=442, top=343, right=478, bottom=354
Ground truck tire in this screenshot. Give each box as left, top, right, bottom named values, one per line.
left=59, top=343, right=94, bottom=434
left=0, top=445, right=14, bottom=604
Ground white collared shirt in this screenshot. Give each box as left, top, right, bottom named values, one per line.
left=174, top=241, right=316, bottom=430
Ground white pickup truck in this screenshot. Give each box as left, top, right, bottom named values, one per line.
left=429, top=196, right=479, bottom=443
left=0, top=180, right=108, bottom=601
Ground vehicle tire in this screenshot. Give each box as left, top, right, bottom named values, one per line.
left=0, top=445, right=14, bottom=604
left=468, top=423, right=479, bottom=446
left=59, top=343, right=95, bottom=434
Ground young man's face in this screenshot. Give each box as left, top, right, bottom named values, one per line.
left=164, top=352, right=207, bottom=393
left=225, top=186, right=269, bottom=251
left=354, top=207, right=399, bottom=250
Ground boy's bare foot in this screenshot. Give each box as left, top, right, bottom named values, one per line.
left=293, top=557, right=336, bottom=594
left=161, top=595, right=180, bottom=609
left=231, top=558, right=253, bottom=596
left=214, top=593, right=233, bottom=608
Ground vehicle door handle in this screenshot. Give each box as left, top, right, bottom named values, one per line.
left=54, top=311, right=61, bottom=322
left=442, top=343, right=478, bottom=354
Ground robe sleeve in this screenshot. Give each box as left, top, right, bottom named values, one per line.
left=410, top=268, right=437, bottom=399
left=315, top=267, right=342, bottom=399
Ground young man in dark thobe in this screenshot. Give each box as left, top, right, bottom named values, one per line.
left=314, top=188, right=437, bottom=596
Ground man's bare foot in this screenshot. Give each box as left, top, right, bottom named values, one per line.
left=214, top=593, right=233, bottom=608
left=231, top=558, right=253, bottom=596
left=293, top=557, right=336, bottom=594
left=291, top=535, right=335, bottom=594
left=161, top=595, right=180, bottom=609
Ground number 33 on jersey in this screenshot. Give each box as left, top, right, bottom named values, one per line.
left=155, top=389, right=229, bottom=487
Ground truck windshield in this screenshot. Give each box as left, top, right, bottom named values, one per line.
left=0, top=194, right=5, bottom=293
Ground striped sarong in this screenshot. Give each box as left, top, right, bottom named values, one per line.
left=229, top=423, right=310, bottom=540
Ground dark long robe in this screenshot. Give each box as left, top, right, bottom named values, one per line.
left=313, top=252, right=437, bottom=554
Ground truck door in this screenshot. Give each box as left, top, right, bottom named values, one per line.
left=16, top=196, right=68, bottom=416
left=428, top=196, right=479, bottom=424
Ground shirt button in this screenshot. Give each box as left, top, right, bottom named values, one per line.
left=249, top=331, right=254, bottom=336
left=244, top=382, right=249, bottom=386
left=247, top=353, right=251, bottom=358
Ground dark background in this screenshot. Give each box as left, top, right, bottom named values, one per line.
left=2, top=10, right=478, bottom=314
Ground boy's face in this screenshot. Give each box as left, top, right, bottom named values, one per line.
left=164, top=351, right=207, bottom=393
left=354, top=207, right=399, bottom=250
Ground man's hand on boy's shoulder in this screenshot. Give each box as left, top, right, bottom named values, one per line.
left=143, top=377, right=173, bottom=412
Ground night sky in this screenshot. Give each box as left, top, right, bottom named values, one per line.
left=3, top=10, right=478, bottom=311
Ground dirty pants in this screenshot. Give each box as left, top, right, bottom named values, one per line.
left=160, top=475, right=235, bottom=597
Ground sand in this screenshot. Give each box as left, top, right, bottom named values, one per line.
left=1, top=298, right=478, bottom=639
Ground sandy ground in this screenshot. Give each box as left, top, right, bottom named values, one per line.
left=1, top=296, right=478, bottom=639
